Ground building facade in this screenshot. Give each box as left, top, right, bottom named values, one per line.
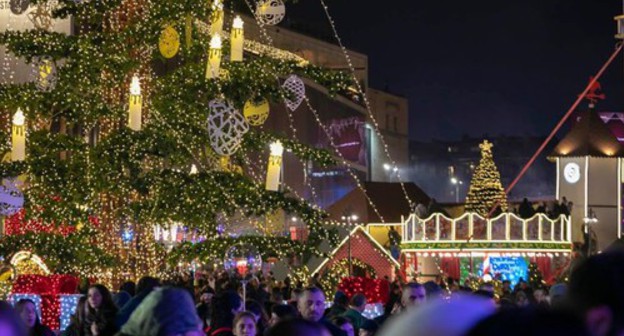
left=367, top=88, right=409, bottom=183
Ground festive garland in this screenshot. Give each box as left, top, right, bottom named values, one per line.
left=167, top=236, right=327, bottom=267
left=401, top=242, right=572, bottom=251
left=240, top=130, right=336, bottom=168
left=318, top=258, right=376, bottom=298
left=0, top=228, right=118, bottom=277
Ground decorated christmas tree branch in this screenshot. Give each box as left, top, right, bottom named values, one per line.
left=167, top=235, right=326, bottom=267
left=240, top=130, right=336, bottom=167
left=0, top=228, right=118, bottom=276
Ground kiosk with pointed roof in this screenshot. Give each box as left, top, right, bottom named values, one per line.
left=550, top=108, right=624, bottom=250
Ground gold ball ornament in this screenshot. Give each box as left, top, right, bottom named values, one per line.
left=219, top=68, right=230, bottom=80
left=218, top=156, right=243, bottom=174
left=0, top=265, right=15, bottom=282
left=159, top=25, right=181, bottom=59
left=243, top=99, right=270, bottom=126
left=219, top=156, right=230, bottom=171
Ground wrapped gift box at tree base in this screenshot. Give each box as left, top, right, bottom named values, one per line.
left=10, top=274, right=80, bottom=330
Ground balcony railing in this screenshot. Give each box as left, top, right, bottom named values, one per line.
left=401, top=212, right=572, bottom=246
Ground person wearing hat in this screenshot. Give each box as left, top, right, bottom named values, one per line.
left=115, top=287, right=203, bottom=336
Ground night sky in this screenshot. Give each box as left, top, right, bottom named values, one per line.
left=288, top=0, right=624, bottom=141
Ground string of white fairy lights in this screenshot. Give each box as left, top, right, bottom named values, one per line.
left=146, top=97, right=252, bottom=236
left=316, top=0, right=414, bottom=208
left=303, top=97, right=385, bottom=223
left=235, top=4, right=386, bottom=224
left=281, top=91, right=322, bottom=206
left=2, top=10, right=16, bottom=85
left=237, top=0, right=388, bottom=224
left=104, top=3, right=244, bottom=246
left=279, top=1, right=442, bottom=278
left=196, top=11, right=344, bottom=218
left=210, top=5, right=322, bottom=206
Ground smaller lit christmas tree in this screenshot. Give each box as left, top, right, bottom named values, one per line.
left=465, top=140, right=508, bottom=216
left=528, top=262, right=545, bottom=289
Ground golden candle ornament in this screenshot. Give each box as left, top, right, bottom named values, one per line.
left=11, top=108, right=26, bottom=162
left=265, top=141, right=284, bottom=191
left=185, top=15, right=193, bottom=49
left=206, top=35, right=222, bottom=79
left=209, top=0, right=224, bottom=36
left=128, top=75, right=143, bottom=131
left=230, top=16, right=244, bottom=62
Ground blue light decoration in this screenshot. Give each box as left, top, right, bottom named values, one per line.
left=121, top=228, right=134, bottom=244
left=59, top=294, right=82, bottom=331
left=0, top=178, right=24, bottom=216
left=480, top=257, right=528, bottom=287
left=216, top=224, right=225, bottom=236
left=324, top=302, right=384, bottom=319
left=362, top=303, right=384, bottom=319
left=9, top=294, right=42, bottom=317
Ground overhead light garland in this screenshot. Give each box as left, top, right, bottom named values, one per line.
left=316, top=0, right=414, bottom=207
left=238, top=0, right=389, bottom=223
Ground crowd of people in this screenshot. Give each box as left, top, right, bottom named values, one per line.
left=516, top=197, right=573, bottom=219
left=1, top=249, right=624, bottom=335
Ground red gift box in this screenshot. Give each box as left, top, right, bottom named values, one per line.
left=12, top=274, right=79, bottom=330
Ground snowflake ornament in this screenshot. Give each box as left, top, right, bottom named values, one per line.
left=207, top=99, right=249, bottom=156
left=255, top=0, right=285, bottom=26
left=282, top=74, right=305, bottom=111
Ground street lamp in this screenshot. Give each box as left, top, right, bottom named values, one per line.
left=341, top=213, right=358, bottom=277
left=450, top=177, right=463, bottom=203
left=383, top=163, right=400, bottom=181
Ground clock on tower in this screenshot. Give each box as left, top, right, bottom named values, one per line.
left=563, top=163, right=581, bottom=184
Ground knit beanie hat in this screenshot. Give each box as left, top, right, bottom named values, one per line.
left=120, top=287, right=201, bottom=336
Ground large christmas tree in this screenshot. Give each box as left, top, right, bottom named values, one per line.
left=464, top=140, right=508, bottom=216
left=0, top=0, right=350, bottom=280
